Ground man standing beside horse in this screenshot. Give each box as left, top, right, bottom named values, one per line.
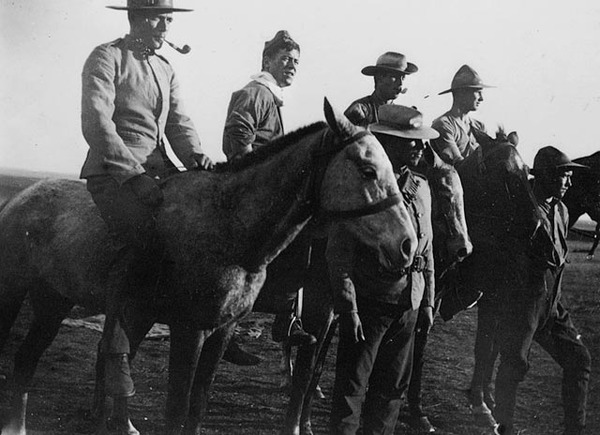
left=221, top=29, right=316, bottom=366
left=328, top=105, right=438, bottom=435
left=344, top=51, right=418, bottom=127
left=80, top=0, right=213, bottom=411
left=493, top=147, right=591, bottom=435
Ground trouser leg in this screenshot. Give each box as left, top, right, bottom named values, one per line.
left=493, top=293, right=543, bottom=430
left=535, top=303, right=590, bottom=434
left=330, top=303, right=399, bottom=435
left=407, top=309, right=428, bottom=414
left=87, top=176, right=157, bottom=396
left=363, top=308, right=418, bottom=435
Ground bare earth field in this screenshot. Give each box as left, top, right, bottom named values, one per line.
left=0, top=173, right=599, bottom=434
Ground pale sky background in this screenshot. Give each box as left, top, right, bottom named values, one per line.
left=2, top=0, right=600, bottom=175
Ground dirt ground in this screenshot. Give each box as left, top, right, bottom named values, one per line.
left=0, top=182, right=599, bottom=434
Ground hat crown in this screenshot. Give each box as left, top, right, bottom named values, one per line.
left=533, top=146, right=577, bottom=172
left=369, top=105, right=439, bottom=140
left=108, top=0, right=191, bottom=11
left=376, top=52, right=408, bottom=70
left=263, top=30, right=299, bottom=56
left=378, top=105, right=423, bottom=129
left=451, top=64, right=485, bottom=89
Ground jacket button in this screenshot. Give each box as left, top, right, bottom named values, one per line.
left=418, top=232, right=425, bottom=239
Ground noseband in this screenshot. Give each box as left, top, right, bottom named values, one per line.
left=301, top=129, right=402, bottom=222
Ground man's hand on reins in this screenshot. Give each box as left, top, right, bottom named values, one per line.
left=190, top=152, right=215, bottom=171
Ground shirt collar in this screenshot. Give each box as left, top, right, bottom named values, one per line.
left=251, top=72, right=284, bottom=106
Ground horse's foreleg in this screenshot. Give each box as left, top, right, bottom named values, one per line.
left=299, top=313, right=337, bottom=435
left=587, top=222, right=600, bottom=259
left=185, top=324, right=234, bottom=435
left=469, top=304, right=499, bottom=427
left=3, top=293, right=72, bottom=435
left=282, top=311, right=336, bottom=435
left=279, top=342, right=293, bottom=392
left=164, top=323, right=205, bottom=435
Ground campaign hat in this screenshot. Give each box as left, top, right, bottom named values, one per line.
left=369, top=105, right=439, bottom=140
left=107, top=0, right=192, bottom=12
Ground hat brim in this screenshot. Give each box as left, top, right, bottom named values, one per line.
left=438, top=83, right=495, bottom=95
left=107, top=6, right=193, bottom=11
left=530, top=162, right=589, bottom=175
left=361, top=63, right=418, bottom=76
left=370, top=123, right=439, bottom=140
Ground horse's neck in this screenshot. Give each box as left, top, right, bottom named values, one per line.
left=219, top=129, right=324, bottom=268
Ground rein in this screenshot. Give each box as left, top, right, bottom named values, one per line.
left=301, top=129, right=401, bottom=221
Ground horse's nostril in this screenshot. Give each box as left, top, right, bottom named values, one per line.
left=401, top=238, right=416, bottom=267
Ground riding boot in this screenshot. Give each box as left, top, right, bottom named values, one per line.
left=222, top=333, right=262, bottom=366
left=272, top=313, right=316, bottom=346
left=105, top=353, right=135, bottom=398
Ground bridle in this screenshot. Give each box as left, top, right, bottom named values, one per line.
left=300, top=128, right=402, bottom=222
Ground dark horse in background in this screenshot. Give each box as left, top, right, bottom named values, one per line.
left=448, top=129, right=544, bottom=425
left=563, top=151, right=600, bottom=258
left=0, top=100, right=419, bottom=435
left=250, top=143, right=473, bottom=435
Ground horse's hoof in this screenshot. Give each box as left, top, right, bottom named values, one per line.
left=1, top=422, right=27, bottom=435
left=470, top=403, right=497, bottom=427
left=116, top=419, right=140, bottom=435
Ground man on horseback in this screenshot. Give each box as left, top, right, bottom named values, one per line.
left=493, top=147, right=591, bottom=435
left=431, top=65, right=493, bottom=165
left=344, top=52, right=418, bottom=127
left=328, top=105, right=438, bottom=435
left=80, top=0, right=213, bottom=400
left=221, top=29, right=316, bottom=366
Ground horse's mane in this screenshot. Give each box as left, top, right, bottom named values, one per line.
left=215, top=122, right=327, bottom=173
left=574, top=151, right=600, bottom=174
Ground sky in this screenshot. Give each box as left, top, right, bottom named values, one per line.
left=2, top=0, right=600, bottom=175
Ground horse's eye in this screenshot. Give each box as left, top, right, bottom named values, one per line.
left=360, top=166, right=377, bottom=180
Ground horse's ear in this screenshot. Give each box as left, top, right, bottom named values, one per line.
left=323, top=97, right=357, bottom=139
left=423, top=141, right=445, bottom=168
left=508, top=131, right=519, bottom=147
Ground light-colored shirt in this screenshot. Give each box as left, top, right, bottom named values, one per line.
left=431, top=110, right=486, bottom=165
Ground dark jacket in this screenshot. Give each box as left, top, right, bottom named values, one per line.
left=344, top=93, right=390, bottom=128
left=222, top=80, right=283, bottom=160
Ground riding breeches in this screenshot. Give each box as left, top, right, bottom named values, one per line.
left=87, top=175, right=160, bottom=354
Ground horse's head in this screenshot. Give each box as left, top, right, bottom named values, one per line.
left=318, top=98, right=417, bottom=270
left=563, top=151, right=600, bottom=225
left=459, top=128, right=541, bottom=245
left=418, top=144, right=472, bottom=274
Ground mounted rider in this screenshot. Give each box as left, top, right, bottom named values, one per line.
left=431, top=64, right=493, bottom=166
left=344, top=51, right=418, bottom=127
left=221, top=30, right=316, bottom=366
left=80, top=0, right=213, bottom=404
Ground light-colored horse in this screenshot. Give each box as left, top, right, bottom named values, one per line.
left=252, top=143, right=473, bottom=435
left=0, top=100, right=417, bottom=435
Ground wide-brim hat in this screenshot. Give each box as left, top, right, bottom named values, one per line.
left=107, top=0, right=192, bottom=12
left=369, top=105, right=439, bottom=140
left=439, top=64, right=494, bottom=95
left=361, top=52, right=418, bottom=77
left=530, top=146, right=588, bottom=175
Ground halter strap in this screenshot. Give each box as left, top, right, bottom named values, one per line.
left=319, top=193, right=402, bottom=221
left=301, top=129, right=403, bottom=221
